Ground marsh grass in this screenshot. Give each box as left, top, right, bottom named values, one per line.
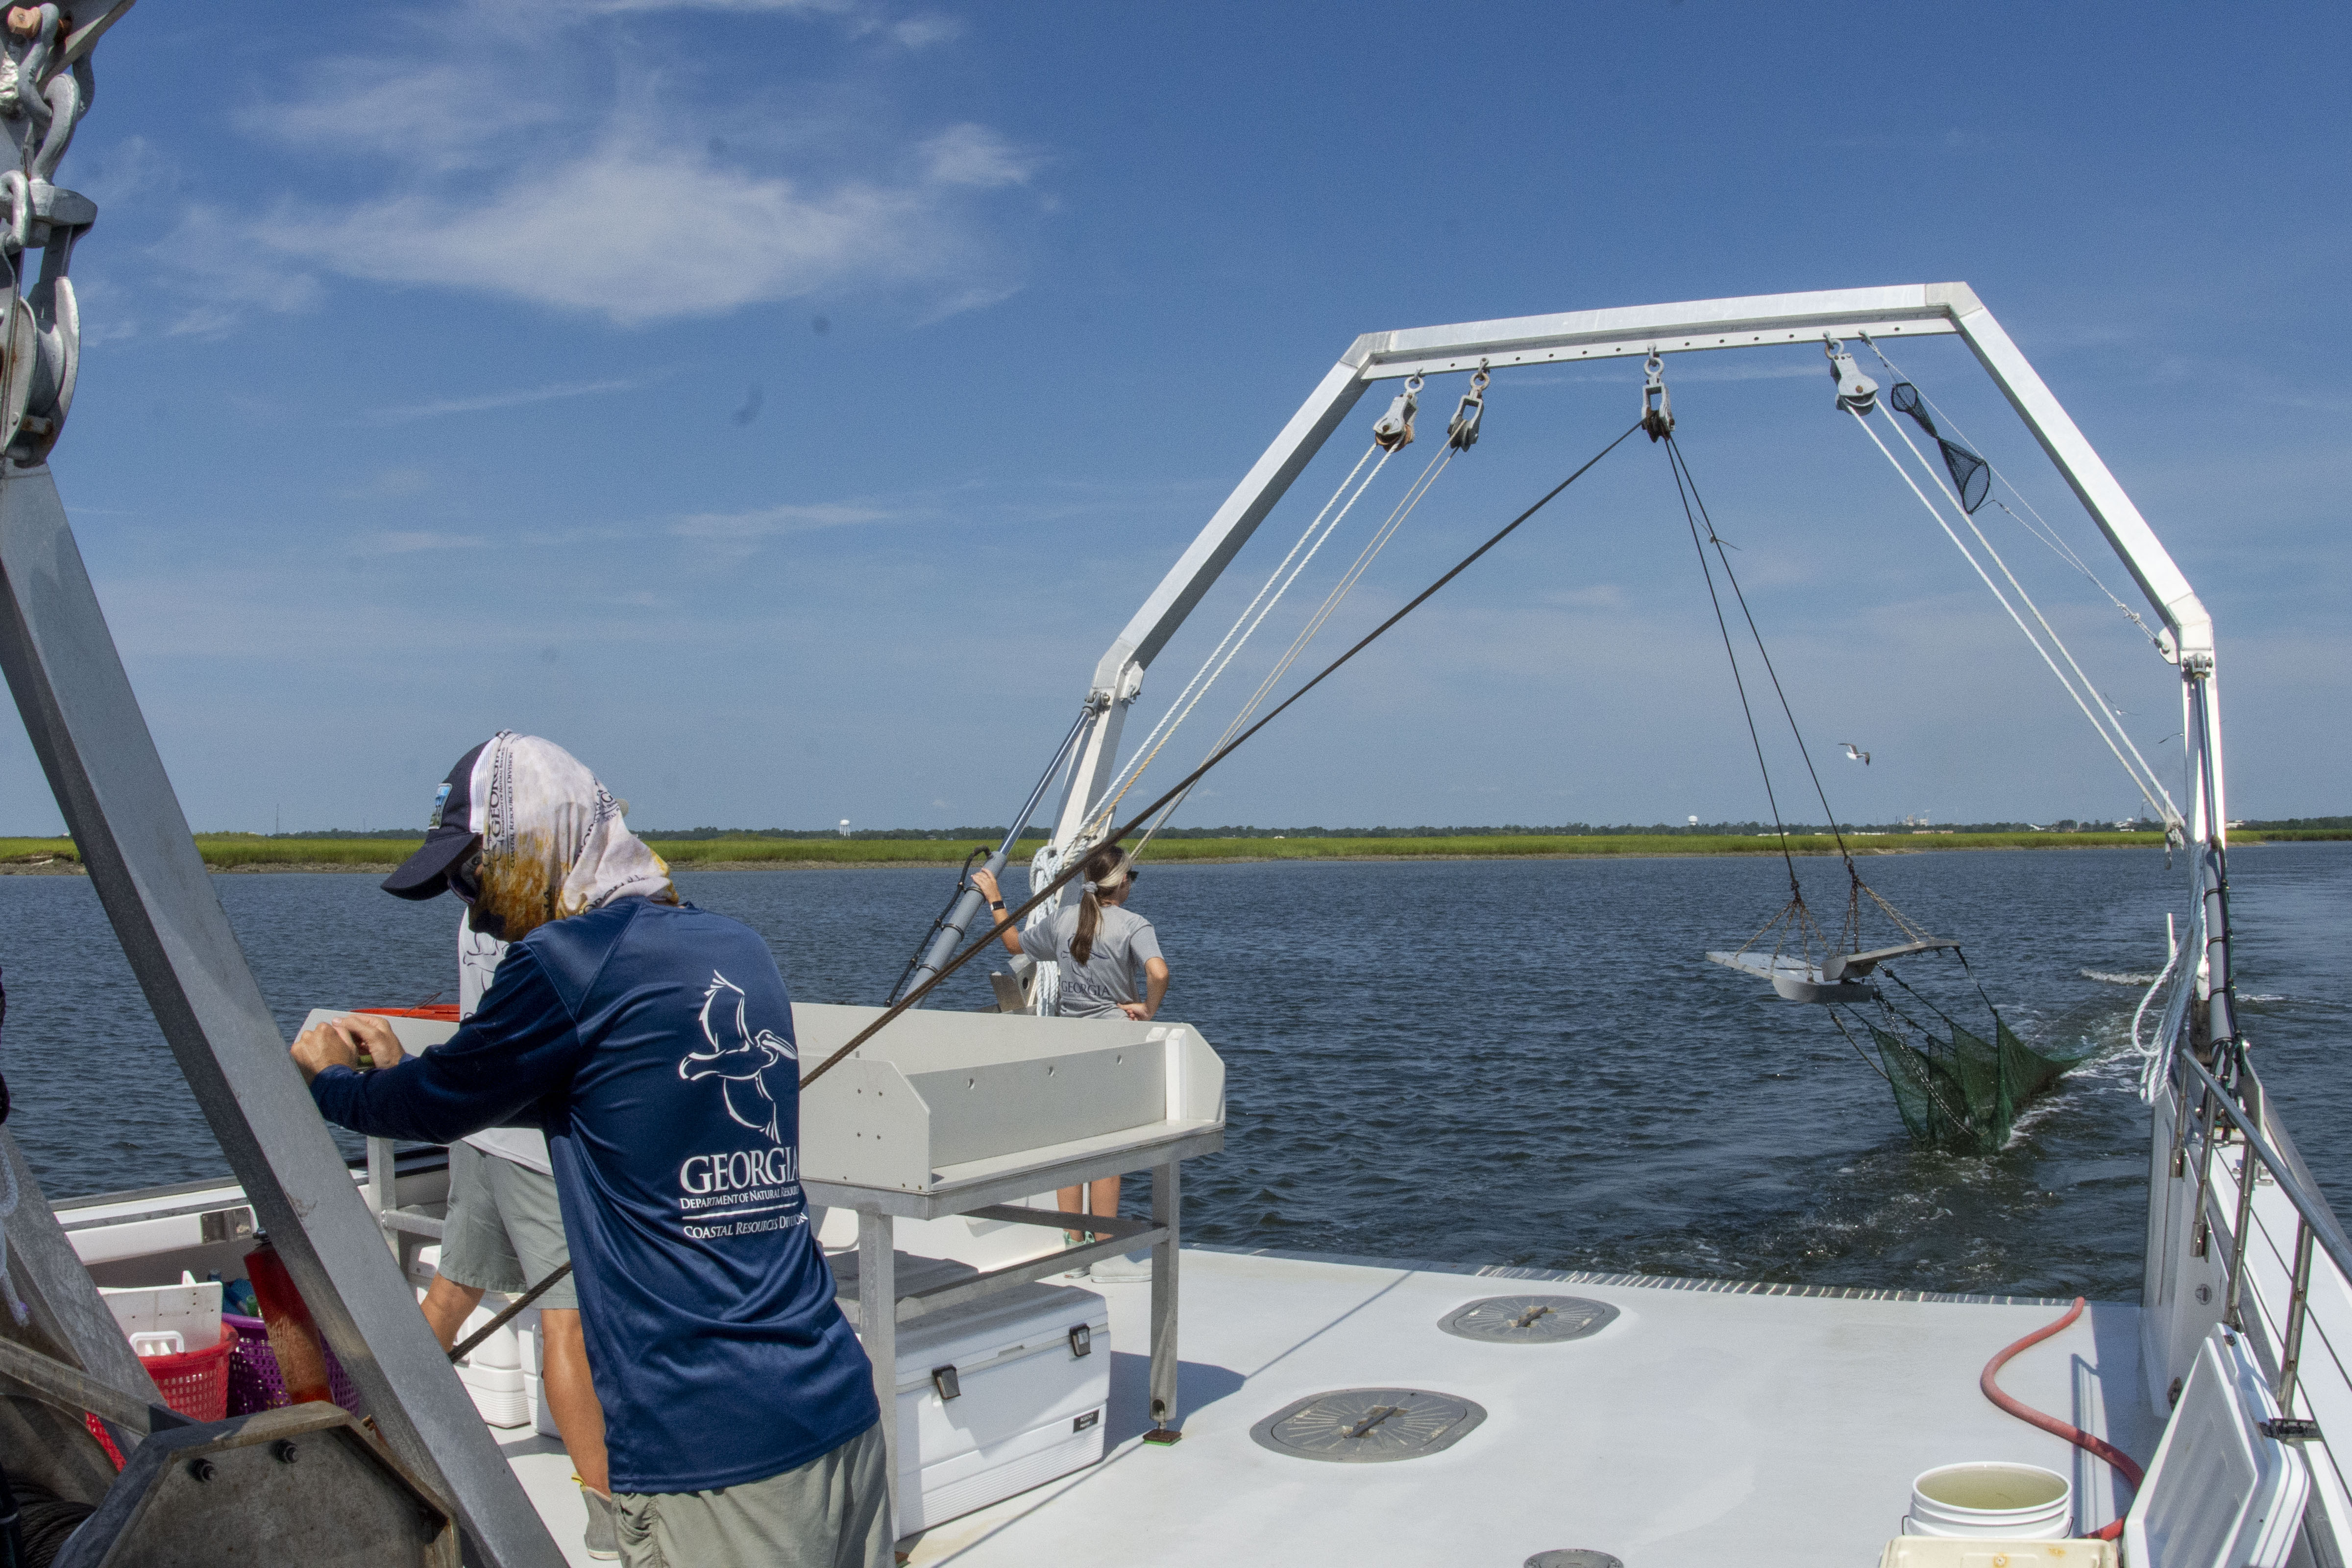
left=0, top=827, right=2338, bottom=872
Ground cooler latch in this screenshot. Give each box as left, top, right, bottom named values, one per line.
left=930, top=1365, right=961, bottom=1401
left=1068, top=1324, right=1091, bottom=1358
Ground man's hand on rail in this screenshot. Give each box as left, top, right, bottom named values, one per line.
left=290, top=1013, right=406, bottom=1084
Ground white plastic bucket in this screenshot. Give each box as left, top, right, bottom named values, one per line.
left=1904, top=1462, right=2073, bottom=1540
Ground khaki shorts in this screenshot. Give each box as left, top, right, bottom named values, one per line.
left=615, top=1421, right=891, bottom=1568
left=437, top=1142, right=578, bottom=1311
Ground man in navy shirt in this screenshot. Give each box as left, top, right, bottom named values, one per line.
left=294, top=734, right=887, bottom=1568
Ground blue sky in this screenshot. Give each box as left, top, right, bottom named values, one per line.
left=3, top=0, right=2345, bottom=834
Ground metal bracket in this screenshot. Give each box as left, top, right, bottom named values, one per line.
left=1640, top=351, right=1673, bottom=441
left=2260, top=1417, right=2322, bottom=1444
left=1445, top=364, right=1488, bottom=451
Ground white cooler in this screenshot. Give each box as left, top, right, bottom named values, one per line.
left=861, top=1277, right=1110, bottom=1534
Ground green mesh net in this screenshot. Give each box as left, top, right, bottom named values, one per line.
left=1867, top=1016, right=2094, bottom=1153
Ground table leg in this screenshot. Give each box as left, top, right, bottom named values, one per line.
left=858, top=1210, right=899, bottom=1534
left=1147, top=1161, right=1181, bottom=1441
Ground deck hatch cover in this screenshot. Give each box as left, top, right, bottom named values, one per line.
left=1249, top=1388, right=1486, bottom=1463
left=1439, top=1295, right=1618, bottom=1344
left=1526, top=1554, right=1623, bottom=1568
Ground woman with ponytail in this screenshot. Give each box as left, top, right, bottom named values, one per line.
left=973, top=845, right=1169, bottom=1023
left=972, top=846, right=1173, bottom=1258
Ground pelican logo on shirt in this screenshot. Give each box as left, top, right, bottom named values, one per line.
left=677, top=971, right=797, bottom=1143
left=675, top=971, right=805, bottom=1239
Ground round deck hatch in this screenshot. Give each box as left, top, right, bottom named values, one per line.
left=1526, top=1553, right=1623, bottom=1568
left=1439, top=1295, right=1618, bottom=1344
left=1249, top=1387, right=1486, bottom=1463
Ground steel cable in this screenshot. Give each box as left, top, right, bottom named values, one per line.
left=802, top=420, right=1646, bottom=1088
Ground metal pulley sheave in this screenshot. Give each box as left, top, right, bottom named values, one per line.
left=1371, top=375, right=1421, bottom=450
left=1640, top=352, right=1673, bottom=441
left=0, top=176, right=93, bottom=466
left=0, top=0, right=123, bottom=468
left=1445, top=365, right=1489, bottom=452
left=1825, top=337, right=1878, bottom=415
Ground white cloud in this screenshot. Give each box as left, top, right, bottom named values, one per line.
left=259, top=142, right=995, bottom=323
left=363, top=376, right=637, bottom=425
left=361, top=529, right=484, bottom=553
left=158, top=206, right=325, bottom=337
left=888, top=14, right=964, bottom=47
left=188, top=2, right=1033, bottom=330
left=920, top=124, right=1033, bottom=189
left=668, top=501, right=902, bottom=539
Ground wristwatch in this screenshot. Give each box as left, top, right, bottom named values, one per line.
left=989, top=899, right=1006, bottom=911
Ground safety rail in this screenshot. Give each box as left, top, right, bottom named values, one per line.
left=2170, top=1052, right=2352, bottom=1422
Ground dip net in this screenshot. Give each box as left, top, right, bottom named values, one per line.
left=1863, top=1003, right=2096, bottom=1154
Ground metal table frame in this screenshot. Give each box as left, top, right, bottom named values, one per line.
left=808, top=1124, right=1222, bottom=1529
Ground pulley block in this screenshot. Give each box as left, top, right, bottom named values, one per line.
left=1372, top=375, right=1421, bottom=451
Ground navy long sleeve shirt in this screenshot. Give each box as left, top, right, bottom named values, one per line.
left=311, top=896, right=876, bottom=1494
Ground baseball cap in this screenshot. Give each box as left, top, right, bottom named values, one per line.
left=381, top=740, right=490, bottom=900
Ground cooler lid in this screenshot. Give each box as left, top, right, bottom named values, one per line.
left=2125, top=1326, right=2309, bottom=1568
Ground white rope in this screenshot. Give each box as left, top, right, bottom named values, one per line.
left=1130, top=440, right=1461, bottom=854
left=2138, top=903, right=2201, bottom=1103
left=1087, top=441, right=1396, bottom=831
left=1872, top=406, right=2180, bottom=825
left=1847, top=408, right=2176, bottom=826
left=1086, top=441, right=1392, bottom=827
left=1860, top=337, right=2168, bottom=654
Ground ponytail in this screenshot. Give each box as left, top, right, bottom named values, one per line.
left=1069, top=846, right=1130, bottom=964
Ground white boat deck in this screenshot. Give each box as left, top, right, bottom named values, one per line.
left=497, top=1245, right=2162, bottom=1567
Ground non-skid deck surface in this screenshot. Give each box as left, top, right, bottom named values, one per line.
left=904, top=1249, right=2157, bottom=1568
left=500, top=1247, right=2160, bottom=1568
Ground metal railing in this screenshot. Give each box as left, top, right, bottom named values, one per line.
left=2167, top=1048, right=2352, bottom=1423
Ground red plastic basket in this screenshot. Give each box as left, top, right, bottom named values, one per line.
left=141, top=1322, right=239, bottom=1422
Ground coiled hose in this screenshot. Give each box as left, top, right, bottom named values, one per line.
left=1980, top=1296, right=2144, bottom=1542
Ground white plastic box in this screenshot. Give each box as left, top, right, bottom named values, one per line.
left=99, top=1278, right=221, bottom=1357
left=861, top=1277, right=1110, bottom=1534
left=411, top=1242, right=532, bottom=1428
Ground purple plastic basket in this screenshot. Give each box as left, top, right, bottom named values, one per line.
left=224, top=1313, right=365, bottom=1417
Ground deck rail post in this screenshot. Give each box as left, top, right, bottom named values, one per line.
left=1147, top=1161, right=1181, bottom=1437
left=2278, top=1219, right=2317, bottom=1416
left=2224, top=1112, right=2260, bottom=1331
left=857, top=1210, right=899, bottom=1535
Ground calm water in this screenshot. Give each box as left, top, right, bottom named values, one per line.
left=2, top=845, right=2344, bottom=1300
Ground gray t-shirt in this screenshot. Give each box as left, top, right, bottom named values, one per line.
left=1020, top=905, right=1164, bottom=1019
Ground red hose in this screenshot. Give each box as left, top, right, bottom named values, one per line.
left=1980, top=1295, right=2144, bottom=1542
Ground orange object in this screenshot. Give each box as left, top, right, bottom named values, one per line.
left=242, top=1241, right=334, bottom=1405
left=1981, top=1296, right=2145, bottom=1540
left=140, top=1322, right=240, bottom=1421
left=355, top=1004, right=461, bottom=1021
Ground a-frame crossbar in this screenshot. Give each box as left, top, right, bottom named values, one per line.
left=1043, top=282, right=2217, bottom=854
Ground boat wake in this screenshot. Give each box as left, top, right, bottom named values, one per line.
left=2080, top=968, right=2161, bottom=986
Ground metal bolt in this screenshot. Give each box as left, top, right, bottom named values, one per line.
left=187, top=1457, right=216, bottom=1483
left=273, top=1439, right=299, bottom=1464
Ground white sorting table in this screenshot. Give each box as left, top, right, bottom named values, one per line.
left=794, top=1003, right=1226, bottom=1524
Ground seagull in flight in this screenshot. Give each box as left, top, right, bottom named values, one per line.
left=1840, top=742, right=1870, bottom=766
